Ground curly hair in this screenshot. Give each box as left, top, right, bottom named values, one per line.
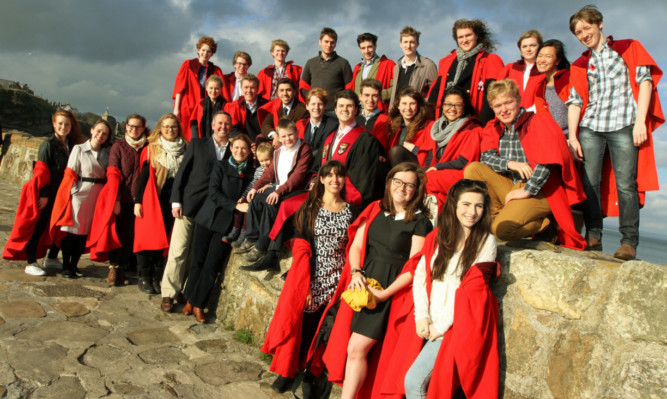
left=452, top=19, right=496, bottom=52
left=196, top=36, right=217, bottom=53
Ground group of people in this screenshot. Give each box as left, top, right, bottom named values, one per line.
left=3, top=5, right=662, bottom=398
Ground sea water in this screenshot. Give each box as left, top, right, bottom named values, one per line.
left=601, top=228, right=666, bottom=265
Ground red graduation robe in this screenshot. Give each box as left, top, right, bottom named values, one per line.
left=86, top=166, right=122, bottom=261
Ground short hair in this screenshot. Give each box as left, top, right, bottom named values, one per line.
left=276, top=77, right=295, bottom=90
left=487, top=79, right=521, bottom=105
left=241, top=73, right=259, bottom=87
left=320, top=27, right=338, bottom=41
left=213, top=110, right=232, bottom=121
left=570, top=5, right=603, bottom=34
left=400, top=26, right=420, bottom=43
left=206, top=75, right=224, bottom=87
left=539, top=39, right=571, bottom=70
left=196, top=37, right=217, bottom=53
left=271, top=39, right=290, bottom=54
left=357, top=32, right=378, bottom=46
left=256, top=141, right=274, bottom=156
left=452, top=19, right=496, bottom=52
left=517, top=29, right=543, bottom=49
left=360, top=78, right=382, bottom=94
left=276, top=118, right=297, bottom=133
left=306, top=87, right=329, bottom=105
left=334, top=89, right=360, bottom=108
left=230, top=133, right=252, bottom=150
left=233, top=50, right=252, bottom=67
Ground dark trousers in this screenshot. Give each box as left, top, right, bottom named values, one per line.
left=61, top=233, right=86, bottom=272
left=107, top=202, right=136, bottom=268
left=25, top=202, right=59, bottom=264
left=136, top=250, right=165, bottom=282
left=246, top=189, right=302, bottom=251
left=183, top=223, right=231, bottom=309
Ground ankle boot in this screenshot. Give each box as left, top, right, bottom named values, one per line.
left=138, top=265, right=155, bottom=294
left=107, top=264, right=119, bottom=286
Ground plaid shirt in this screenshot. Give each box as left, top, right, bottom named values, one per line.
left=567, top=39, right=652, bottom=132
left=481, top=109, right=551, bottom=195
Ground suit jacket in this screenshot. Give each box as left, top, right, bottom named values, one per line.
left=297, top=116, right=339, bottom=174
left=259, top=99, right=309, bottom=137
left=195, top=160, right=254, bottom=234
left=170, top=137, right=230, bottom=218
left=253, top=141, right=313, bottom=196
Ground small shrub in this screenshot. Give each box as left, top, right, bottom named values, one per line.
left=233, top=329, right=255, bottom=346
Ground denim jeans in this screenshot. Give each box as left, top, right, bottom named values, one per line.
left=578, top=125, right=639, bottom=247
left=404, top=338, right=442, bottom=399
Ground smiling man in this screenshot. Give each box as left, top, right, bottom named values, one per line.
left=223, top=51, right=252, bottom=102
left=257, top=39, right=302, bottom=102
left=347, top=33, right=395, bottom=110
left=464, top=79, right=586, bottom=250
left=566, top=5, right=663, bottom=260
left=389, top=26, right=437, bottom=111
left=300, top=27, right=353, bottom=112
left=258, top=78, right=309, bottom=144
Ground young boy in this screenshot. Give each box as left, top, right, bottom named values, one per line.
left=235, top=119, right=313, bottom=270
left=225, top=142, right=274, bottom=246
left=190, top=75, right=226, bottom=139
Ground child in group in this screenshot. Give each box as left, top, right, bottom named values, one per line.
left=190, top=75, right=226, bottom=139
left=225, top=141, right=274, bottom=246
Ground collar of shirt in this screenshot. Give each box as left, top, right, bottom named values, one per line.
left=336, top=123, right=356, bottom=140
left=591, top=37, right=610, bottom=56
left=310, top=119, right=322, bottom=129
left=246, top=101, right=257, bottom=113
left=401, top=54, right=419, bottom=70
left=361, top=108, right=381, bottom=121
left=212, top=137, right=228, bottom=160
left=319, top=51, right=338, bottom=63
left=282, top=138, right=301, bottom=155
left=504, top=108, right=526, bottom=135
left=282, top=98, right=295, bottom=114
left=361, top=55, right=378, bottom=66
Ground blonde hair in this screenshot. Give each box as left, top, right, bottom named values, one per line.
left=487, top=79, right=521, bottom=105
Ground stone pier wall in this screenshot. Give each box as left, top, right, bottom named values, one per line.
left=0, top=133, right=45, bottom=185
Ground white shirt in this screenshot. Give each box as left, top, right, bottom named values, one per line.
left=275, top=139, right=301, bottom=188
left=213, top=137, right=228, bottom=161
left=231, top=74, right=243, bottom=101
left=332, top=122, right=357, bottom=153
left=268, top=98, right=295, bottom=139
left=413, top=234, right=497, bottom=335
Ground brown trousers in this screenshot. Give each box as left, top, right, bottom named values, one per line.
left=464, top=162, right=551, bottom=241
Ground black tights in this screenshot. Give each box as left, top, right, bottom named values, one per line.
left=25, top=202, right=59, bottom=264
left=61, top=234, right=87, bottom=272
left=388, top=145, right=419, bottom=167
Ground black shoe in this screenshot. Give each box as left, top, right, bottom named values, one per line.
left=222, top=228, right=241, bottom=244
left=62, top=269, right=76, bottom=279
left=138, top=278, right=156, bottom=294
left=280, top=270, right=288, bottom=281
left=239, top=256, right=279, bottom=272
left=152, top=279, right=161, bottom=294
left=245, top=247, right=266, bottom=263
left=73, top=268, right=84, bottom=278
left=270, top=375, right=294, bottom=394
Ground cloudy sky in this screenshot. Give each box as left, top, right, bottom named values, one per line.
left=1, top=0, right=666, bottom=237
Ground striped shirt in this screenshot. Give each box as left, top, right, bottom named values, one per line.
left=481, top=109, right=551, bottom=195
left=567, top=39, right=652, bottom=132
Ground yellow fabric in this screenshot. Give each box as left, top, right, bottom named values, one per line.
left=341, top=278, right=384, bottom=312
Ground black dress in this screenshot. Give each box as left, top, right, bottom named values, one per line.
left=350, top=211, right=432, bottom=340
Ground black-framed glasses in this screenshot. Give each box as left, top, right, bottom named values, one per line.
left=443, top=103, right=464, bottom=109
left=391, top=177, right=417, bottom=191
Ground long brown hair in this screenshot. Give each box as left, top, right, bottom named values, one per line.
left=431, top=179, right=491, bottom=281
left=380, top=162, right=429, bottom=222
left=52, top=110, right=86, bottom=145
left=294, top=160, right=347, bottom=239
left=147, top=113, right=184, bottom=168
left=387, top=87, right=427, bottom=143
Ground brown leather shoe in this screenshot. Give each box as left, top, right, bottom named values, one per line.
left=193, top=307, right=207, bottom=323
left=107, top=265, right=118, bottom=286
left=182, top=301, right=193, bottom=315
left=161, top=297, right=174, bottom=313
left=586, top=237, right=602, bottom=251
left=614, top=244, right=636, bottom=261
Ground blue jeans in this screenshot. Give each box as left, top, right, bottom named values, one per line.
left=404, top=338, right=441, bottom=399
left=578, top=126, right=639, bottom=247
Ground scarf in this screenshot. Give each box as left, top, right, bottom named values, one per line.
left=157, top=136, right=186, bottom=178
left=200, top=96, right=224, bottom=138
left=431, top=116, right=468, bottom=149
left=447, top=43, right=484, bottom=89
left=228, top=157, right=248, bottom=177
left=125, top=135, right=146, bottom=151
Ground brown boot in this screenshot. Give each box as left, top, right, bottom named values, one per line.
left=107, top=265, right=119, bottom=286
left=614, top=244, right=636, bottom=261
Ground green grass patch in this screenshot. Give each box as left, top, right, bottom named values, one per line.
left=233, top=328, right=255, bottom=346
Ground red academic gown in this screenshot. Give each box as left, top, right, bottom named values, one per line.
left=481, top=112, right=587, bottom=250
left=189, top=97, right=226, bottom=138
left=534, top=69, right=570, bottom=117
left=261, top=238, right=313, bottom=377
left=86, top=166, right=123, bottom=261
left=429, top=50, right=505, bottom=117
left=347, top=55, right=395, bottom=111
left=367, top=113, right=390, bottom=152
left=2, top=161, right=51, bottom=260
left=498, top=59, right=543, bottom=109
left=570, top=37, right=663, bottom=217
left=425, top=118, right=483, bottom=206
left=387, top=124, right=435, bottom=168
left=172, top=58, right=224, bottom=140
left=378, top=229, right=500, bottom=399
left=49, top=167, right=78, bottom=247
left=307, top=201, right=385, bottom=398
left=257, top=61, right=303, bottom=102
left=257, top=98, right=286, bottom=133
left=133, top=147, right=170, bottom=253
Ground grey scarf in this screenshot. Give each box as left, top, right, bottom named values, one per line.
left=447, top=43, right=484, bottom=89
left=157, top=136, right=186, bottom=178
left=430, top=116, right=468, bottom=148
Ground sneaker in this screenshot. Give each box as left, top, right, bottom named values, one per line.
left=43, top=258, right=63, bottom=270
left=25, top=263, right=46, bottom=276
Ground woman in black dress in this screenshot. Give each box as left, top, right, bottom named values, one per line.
left=341, top=162, right=433, bottom=399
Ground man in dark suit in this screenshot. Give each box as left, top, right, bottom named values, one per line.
left=160, top=111, right=232, bottom=312
left=259, top=78, right=309, bottom=146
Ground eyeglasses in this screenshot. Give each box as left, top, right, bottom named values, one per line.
left=391, top=177, right=417, bottom=191
left=443, top=103, right=464, bottom=109
left=126, top=124, right=143, bottom=130
left=162, top=125, right=179, bottom=131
